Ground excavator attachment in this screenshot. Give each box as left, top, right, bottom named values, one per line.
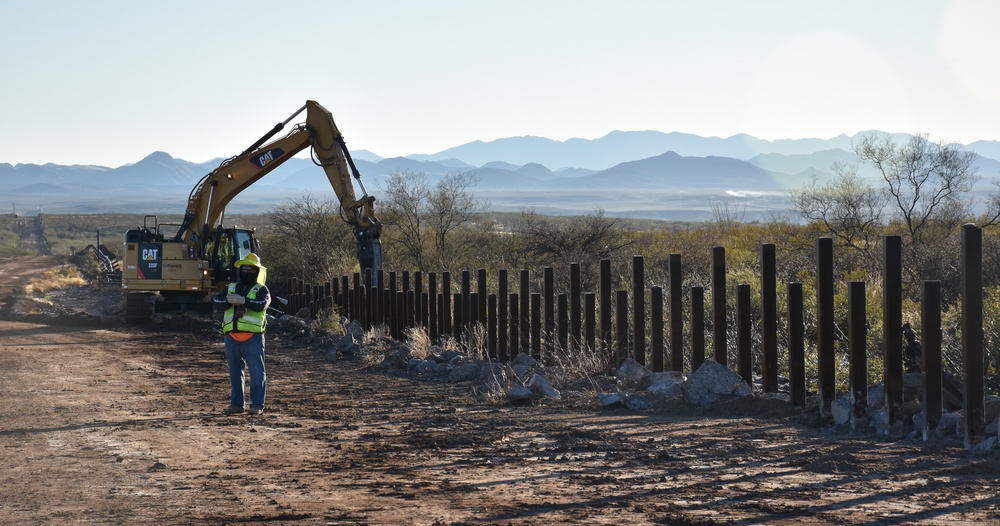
left=355, top=226, right=383, bottom=283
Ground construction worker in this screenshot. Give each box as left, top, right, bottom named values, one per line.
left=214, top=253, right=271, bottom=416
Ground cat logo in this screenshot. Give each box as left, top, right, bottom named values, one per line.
left=142, top=248, right=160, bottom=261
left=250, top=147, right=284, bottom=169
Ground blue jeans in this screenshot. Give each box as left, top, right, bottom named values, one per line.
left=224, top=333, right=266, bottom=409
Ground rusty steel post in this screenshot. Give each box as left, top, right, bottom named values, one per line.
left=761, top=243, right=778, bottom=393
left=816, top=237, right=835, bottom=418
left=509, top=292, right=519, bottom=357
left=882, top=236, right=903, bottom=425
left=428, top=272, right=438, bottom=341
left=616, top=290, right=629, bottom=365
left=355, top=274, right=363, bottom=324
left=531, top=293, right=541, bottom=360
left=341, top=275, right=349, bottom=322
left=462, top=270, right=471, bottom=336
left=383, top=288, right=391, bottom=334
left=544, top=267, right=555, bottom=355
left=377, top=269, right=385, bottom=323
left=600, top=259, right=612, bottom=357
left=736, top=284, right=752, bottom=387
left=712, top=246, right=727, bottom=365
left=961, top=223, right=985, bottom=448
left=406, top=289, right=416, bottom=331
left=632, top=256, right=646, bottom=366
left=441, top=271, right=451, bottom=337
left=558, top=293, right=569, bottom=352
left=421, top=291, right=429, bottom=330
left=651, top=286, right=664, bottom=373
left=788, top=282, right=806, bottom=406
left=468, top=292, right=478, bottom=328
left=498, top=269, right=508, bottom=360
left=669, top=254, right=683, bottom=372
left=402, top=271, right=410, bottom=327
left=395, top=291, right=404, bottom=340
left=452, top=293, right=462, bottom=341
left=585, top=292, right=596, bottom=353
left=848, top=281, right=868, bottom=429
left=488, top=293, right=498, bottom=360
left=922, top=280, right=943, bottom=439
left=691, top=286, right=705, bottom=372
left=435, top=292, right=443, bottom=340
left=414, top=271, right=423, bottom=327
left=477, top=268, right=487, bottom=331
left=388, top=272, right=397, bottom=330
left=571, top=262, right=582, bottom=348
left=364, top=269, right=373, bottom=329
left=520, top=270, right=530, bottom=353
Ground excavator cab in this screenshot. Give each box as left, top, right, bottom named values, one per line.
left=207, top=227, right=257, bottom=284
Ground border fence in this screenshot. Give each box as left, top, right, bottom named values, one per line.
left=282, top=225, right=991, bottom=448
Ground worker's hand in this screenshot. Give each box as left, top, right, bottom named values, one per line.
left=226, top=293, right=245, bottom=305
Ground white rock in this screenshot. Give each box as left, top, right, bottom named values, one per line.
left=527, top=373, right=560, bottom=399
left=599, top=392, right=627, bottom=408
left=617, top=358, right=651, bottom=387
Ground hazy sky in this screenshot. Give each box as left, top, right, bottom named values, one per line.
left=3, top=0, right=998, bottom=167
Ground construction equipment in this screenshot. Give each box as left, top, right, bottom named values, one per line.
left=121, top=100, right=382, bottom=323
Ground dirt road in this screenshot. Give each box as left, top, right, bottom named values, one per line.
left=0, top=255, right=62, bottom=294
left=1, top=259, right=1000, bottom=524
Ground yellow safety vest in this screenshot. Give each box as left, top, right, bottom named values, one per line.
left=222, top=283, right=266, bottom=334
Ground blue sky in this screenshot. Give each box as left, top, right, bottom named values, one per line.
left=3, top=0, right=997, bottom=167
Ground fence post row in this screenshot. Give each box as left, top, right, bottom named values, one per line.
left=288, top=228, right=988, bottom=447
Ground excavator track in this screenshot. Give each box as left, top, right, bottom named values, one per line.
left=124, top=292, right=156, bottom=324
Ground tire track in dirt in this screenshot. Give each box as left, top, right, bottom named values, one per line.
left=1, top=265, right=1000, bottom=523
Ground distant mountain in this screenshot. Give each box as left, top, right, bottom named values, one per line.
left=4, top=130, right=1000, bottom=221
left=748, top=149, right=858, bottom=181
left=563, top=152, right=783, bottom=190
left=409, top=130, right=877, bottom=171
left=966, top=140, right=1000, bottom=165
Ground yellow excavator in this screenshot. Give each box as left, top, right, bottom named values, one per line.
left=121, top=100, right=383, bottom=323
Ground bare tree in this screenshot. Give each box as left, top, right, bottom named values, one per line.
left=793, top=133, right=987, bottom=299
left=259, top=194, right=359, bottom=285
left=379, top=170, right=489, bottom=271
left=790, top=166, right=885, bottom=265
left=426, top=172, right=489, bottom=270
left=855, top=132, right=979, bottom=245
left=379, top=171, right=432, bottom=270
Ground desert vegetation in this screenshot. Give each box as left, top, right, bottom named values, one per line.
left=5, top=133, right=1000, bottom=394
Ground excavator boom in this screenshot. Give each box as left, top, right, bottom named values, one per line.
left=174, top=100, right=382, bottom=274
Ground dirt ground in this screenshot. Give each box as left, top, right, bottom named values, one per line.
left=2, top=257, right=1000, bottom=525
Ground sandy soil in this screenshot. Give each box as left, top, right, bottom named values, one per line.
left=1, top=256, right=1000, bottom=525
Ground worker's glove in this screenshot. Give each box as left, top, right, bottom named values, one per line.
left=226, top=293, right=245, bottom=305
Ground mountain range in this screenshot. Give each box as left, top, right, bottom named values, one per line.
left=4, top=131, right=1000, bottom=221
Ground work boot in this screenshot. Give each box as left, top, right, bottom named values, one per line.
left=224, top=405, right=245, bottom=415
left=247, top=406, right=264, bottom=416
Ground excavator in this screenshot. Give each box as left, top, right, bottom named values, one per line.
left=121, top=100, right=383, bottom=323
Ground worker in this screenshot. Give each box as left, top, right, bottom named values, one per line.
left=214, top=253, right=271, bottom=416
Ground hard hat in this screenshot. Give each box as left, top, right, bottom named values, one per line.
left=234, top=253, right=267, bottom=270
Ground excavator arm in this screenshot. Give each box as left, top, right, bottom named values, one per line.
left=173, top=100, right=383, bottom=277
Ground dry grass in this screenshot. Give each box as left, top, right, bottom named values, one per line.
left=22, top=266, right=86, bottom=295
left=360, top=325, right=394, bottom=367
left=404, top=326, right=433, bottom=359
